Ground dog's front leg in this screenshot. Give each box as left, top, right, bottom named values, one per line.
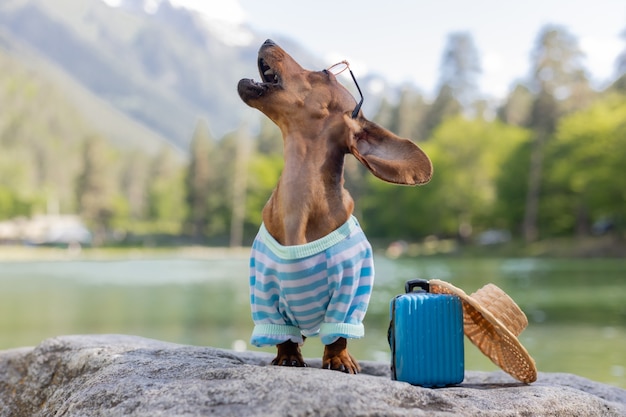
left=322, top=337, right=360, bottom=374
left=272, top=339, right=308, bottom=367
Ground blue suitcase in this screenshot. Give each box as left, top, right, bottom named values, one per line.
left=388, top=279, right=464, bottom=387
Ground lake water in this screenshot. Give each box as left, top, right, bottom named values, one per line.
left=0, top=249, right=624, bottom=388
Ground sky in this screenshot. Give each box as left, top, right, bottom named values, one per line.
left=237, top=0, right=626, bottom=99
left=105, top=0, right=626, bottom=99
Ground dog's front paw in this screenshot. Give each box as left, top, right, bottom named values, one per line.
left=272, top=340, right=308, bottom=367
left=322, top=337, right=361, bottom=374
left=322, top=351, right=360, bottom=374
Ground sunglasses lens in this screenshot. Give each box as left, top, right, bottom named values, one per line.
left=326, top=60, right=363, bottom=119
left=327, top=62, right=349, bottom=75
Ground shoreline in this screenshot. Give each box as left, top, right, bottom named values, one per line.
left=0, top=245, right=251, bottom=262
left=2, top=234, right=625, bottom=262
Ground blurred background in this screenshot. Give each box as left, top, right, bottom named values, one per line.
left=0, top=0, right=624, bottom=388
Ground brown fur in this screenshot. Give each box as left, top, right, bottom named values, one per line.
left=238, top=40, right=432, bottom=373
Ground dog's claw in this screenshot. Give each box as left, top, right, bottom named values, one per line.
left=273, top=358, right=308, bottom=367
left=322, top=357, right=359, bottom=374
left=322, top=337, right=361, bottom=374
left=271, top=340, right=308, bottom=367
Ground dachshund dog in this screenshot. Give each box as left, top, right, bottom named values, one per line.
left=238, top=39, right=432, bottom=373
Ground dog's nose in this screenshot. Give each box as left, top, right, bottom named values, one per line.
left=263, top=39, right=276, bottom=47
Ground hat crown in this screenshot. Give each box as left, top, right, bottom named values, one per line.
left=470, top=284, right=528, bottom=336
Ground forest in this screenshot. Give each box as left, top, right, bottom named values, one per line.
left=1, top=24, right=625, bottom=251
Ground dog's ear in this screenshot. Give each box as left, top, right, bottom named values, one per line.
left=346, top=116, right=433, bottom=185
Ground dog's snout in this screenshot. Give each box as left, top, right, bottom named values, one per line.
left=263, top=39, right=276, bottom=47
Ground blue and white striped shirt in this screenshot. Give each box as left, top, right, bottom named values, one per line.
left=249, top=216, right=374, bottom=347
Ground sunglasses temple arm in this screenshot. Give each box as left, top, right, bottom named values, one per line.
left=349, top=69, right=364, bottom=118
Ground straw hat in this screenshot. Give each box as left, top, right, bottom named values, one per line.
left=429, top=279, right=537, bottom=383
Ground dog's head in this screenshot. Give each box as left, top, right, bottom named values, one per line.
left=238, top=39, right=433, bottom=186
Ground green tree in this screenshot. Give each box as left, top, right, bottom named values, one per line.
left=437, top=32, right=482, bottom=111
left=147, top=148, right=186, bottom=233
left=0, top=186, right=34, bottom=219
left=425, top=117, right=530, bottom=238
left=245, top=151, right=283, bottom=231
left=120, top=150, right=150, bottom=221
left=523, top=25, right=592, bottom=242
left=385, top=87, right=429, bottom=141
left=360, top=117, right=529, bottom=239
left=494, top=140, right=533, bottom=236
left=541, top=95, right=626, bottom=236
left=372, top=96, right=395, bottom=131
left=243, top=119, right=284, bottom=240
left=422, top=84, right=462, bottom=139
left=529, top=25, right=590, bottom=101
left=498, top=84, right=534, bottom=127
left=207, top=132, right=237, bottom=240
left=0, top=51, right=89, bottom=215
left=618, top=26, right=626, bottom=75
left=256, top=118, right=282, bottom=156
left=76, top=135, right=118, bottom=245
left=612, top=26, right=626, bottom=92
left=420, top=31, right=482, bottom=140
left=184, top=118, right=214, bottom=239
left=229, top=126, right=251, bottom=247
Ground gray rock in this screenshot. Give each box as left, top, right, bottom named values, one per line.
left=0, top=335, right=624, bottom=416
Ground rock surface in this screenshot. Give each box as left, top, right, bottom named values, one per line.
left=1, top=335, right=624, bottom=417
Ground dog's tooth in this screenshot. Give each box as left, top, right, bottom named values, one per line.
left=264, top=68, right=274, bottom=76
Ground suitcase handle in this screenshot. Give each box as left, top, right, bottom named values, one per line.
left=405, top=279, right=429, bottom=293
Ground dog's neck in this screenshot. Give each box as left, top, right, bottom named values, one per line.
left=262, top=131, right=354, bottom=246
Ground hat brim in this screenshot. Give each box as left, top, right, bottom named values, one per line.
left=429, top=279, right=537, bottom=383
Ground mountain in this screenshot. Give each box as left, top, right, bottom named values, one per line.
left=0, top=0, right=391, bottom=152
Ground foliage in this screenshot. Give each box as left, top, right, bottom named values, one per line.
left=493, top=141, right=532, bottom=235
left=147, top=149, right=187, bottom=233
left=361, top=117, right=530, bottom=239
left=498, top=84, right=534, bottom=127
left=437, top=32, right=481, bottom=110
left=521, top=24, right=595, bottom=242
left=421, top=84, right=462, bottom=140
left=389, top=88, right=430, bottom=141
left=0, top=51, right=91, bottom=217
left=2, top=21, right=626, bottom=249
left=75, top=135, right=118, bottom=245
left=541, top=94, right=626, bottom=236
left=184, top=119, right=215, bottom=239
left=245, top=154, right=283, bottom=229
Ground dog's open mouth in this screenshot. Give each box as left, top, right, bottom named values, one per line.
left=258, top=58, right=280, bottom=84
left=237, top=53, right=281, bottom=102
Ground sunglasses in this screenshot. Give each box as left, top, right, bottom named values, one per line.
left=326, top=61, right=364, bottom=119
